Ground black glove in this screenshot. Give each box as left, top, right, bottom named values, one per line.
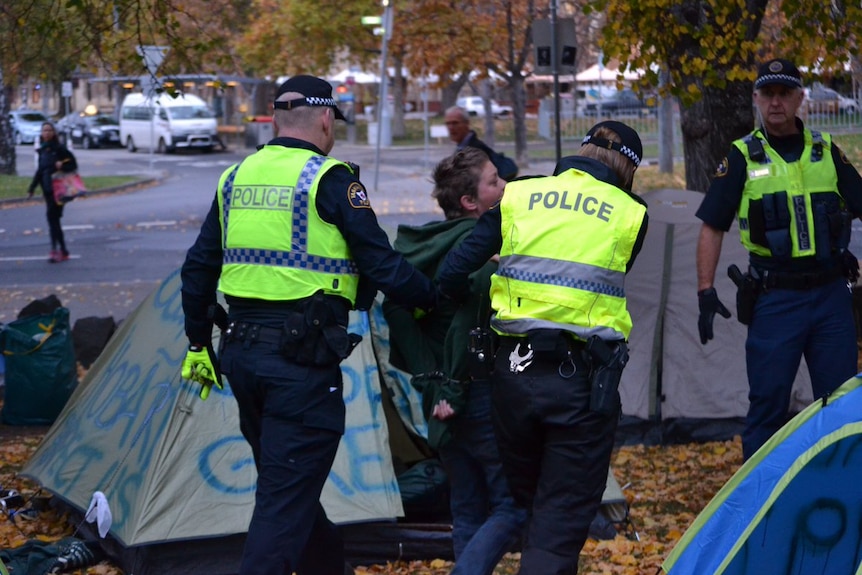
left=697, top=287, right=731, bottom=345
left=842, top=250, right=860, bottom=283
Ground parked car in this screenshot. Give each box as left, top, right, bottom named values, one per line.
left=55, top=111, right=84, bottom=145
left=804, top=84, right=860, bottom=115
left=583, top=89, right=655, bottom=118
left=9, top=109, right=49, bottom=145
left=67, top=114, right=121, bottom=148
left=456, top=96, right=513, bottom=118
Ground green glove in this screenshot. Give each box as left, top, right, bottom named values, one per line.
left=181, top=344, right=222, bottom=400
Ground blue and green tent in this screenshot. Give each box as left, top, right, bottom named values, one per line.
left=662, top=375, right=862, bottom=575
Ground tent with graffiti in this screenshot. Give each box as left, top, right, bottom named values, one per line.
left=661, top=374, right=862, bottom=575
left=20, top=269, right=414, bottom=574
left=20, top=269, right=627, bottom=573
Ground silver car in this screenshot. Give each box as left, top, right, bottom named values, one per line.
left=9, top=110, right=49, bottom=145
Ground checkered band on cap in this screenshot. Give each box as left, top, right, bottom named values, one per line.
left=754, top=59, right=803, bottom=89
left=581, top=134, right=641, bottom=167
left=305, top=96, right=338, bottom=108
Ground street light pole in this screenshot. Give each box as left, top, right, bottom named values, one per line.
left=550, top=0, right=561, bottom=164
left=373, top=0, right=393, bottom=192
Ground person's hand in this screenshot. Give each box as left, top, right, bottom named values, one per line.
left=26, top=189, right=34, bottom=199
left=181, top=344, right=223, bottom=400
left=697, top=288, right=731, bottom=345
left=431, top=399, right=455, bottom=420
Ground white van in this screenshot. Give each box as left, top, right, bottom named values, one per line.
left=119, top=92, right=218, bottom=153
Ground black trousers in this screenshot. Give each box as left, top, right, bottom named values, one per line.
left=492, top=338, right=619, bottom=575
left=45, top=200, right=66, bottom=253
left=220, top=331, right=346, bottom=575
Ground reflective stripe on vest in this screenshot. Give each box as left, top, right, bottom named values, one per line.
left=497, top=254, right=625, bottom=298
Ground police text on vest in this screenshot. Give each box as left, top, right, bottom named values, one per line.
left=528, top=191, right=613, bottom=222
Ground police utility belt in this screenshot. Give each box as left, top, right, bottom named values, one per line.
left=222, top=291, right=361, bottom=367
left=728, top=259, right=856, bottom=325
left=497, top=329, right=628, bottom=416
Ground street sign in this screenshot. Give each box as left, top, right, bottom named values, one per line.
left=136, top=45, right=169, bottom=76
left=61, top=82, right=73, bottom=98
left=361, top=15, right=382, bottom=25
left=531, top=18, right=577, bottom=75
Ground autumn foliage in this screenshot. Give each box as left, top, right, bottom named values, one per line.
left=1, top=404, right=743, bottom=575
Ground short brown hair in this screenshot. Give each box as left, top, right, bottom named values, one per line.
left=432, top=147, right=490, bottom=220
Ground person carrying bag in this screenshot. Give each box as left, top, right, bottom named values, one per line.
left=27, top=122, right=79, bottom=262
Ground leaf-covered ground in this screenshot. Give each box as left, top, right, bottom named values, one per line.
left=0, top=400, right=742, bottom=575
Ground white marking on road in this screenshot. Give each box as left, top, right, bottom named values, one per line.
left=63, top=224, right=95, bottom=231
left=0, top=254, right=82, bottom=262
left=136, top=220, right=177, bottom=228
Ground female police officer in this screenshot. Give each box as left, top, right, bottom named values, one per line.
left=437, top=120, right=648, bottom=575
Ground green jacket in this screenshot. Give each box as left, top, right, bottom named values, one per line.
left=382, top=216, right=496, bottom=448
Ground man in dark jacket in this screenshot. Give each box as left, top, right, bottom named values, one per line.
left=444, top=106, right=518, bottom=181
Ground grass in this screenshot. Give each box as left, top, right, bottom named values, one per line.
left=0, top=175, right=140, bottom=202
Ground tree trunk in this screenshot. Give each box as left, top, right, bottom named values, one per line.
left=680, top=81, right=753, bottom=192
left=440, top=74, right=469, bottom=115
left=0, top=67, right=16, bottom=176
left=480, top=80, right=495, bottom=147
left=391, top=54, right=406, bottom=138
left=510, top=75, right=528, bottom=168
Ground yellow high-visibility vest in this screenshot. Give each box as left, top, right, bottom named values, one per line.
left=217, top=147, right=359, bottom=303
left=490, top=168, right=646, bottom=341
left=734, top=129, right=841, bottom=258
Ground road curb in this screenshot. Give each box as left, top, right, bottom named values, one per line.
left=0, top=176, right=162, bottom=208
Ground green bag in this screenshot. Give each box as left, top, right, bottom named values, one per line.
left=0, top=307, right=77, bottom=426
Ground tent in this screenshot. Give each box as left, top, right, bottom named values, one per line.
left=22, top=268, right=627, bottom=573
left=619, top=188, right=813, bottom=443
left=21, top=269, right=402, bottom=573
left=661, top=374, right=862, bottom=574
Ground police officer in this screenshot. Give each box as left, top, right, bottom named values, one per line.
left=438, top=120, right=648, bottom=575
left=696, top=58, right=862, bottom=460
left=180, top=74, right=436, bottom=575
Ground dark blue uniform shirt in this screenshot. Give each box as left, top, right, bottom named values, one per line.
left=696, top=120, right=862, bottom=272
left=181, top=137, right=435, bottom=343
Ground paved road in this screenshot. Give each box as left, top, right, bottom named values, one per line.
left=0, top=140, right=556, bottom=325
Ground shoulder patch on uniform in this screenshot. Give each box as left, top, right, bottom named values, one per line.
left=714, top=156, right=729, bottom=178
left=347, top=181, right=371, bottom=209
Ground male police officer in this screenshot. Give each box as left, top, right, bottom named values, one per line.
left=180, top=75, right=436, bottom=575
left=696, top=58, right=862, bottom=460
left=438, top=120, right=648, bottom=575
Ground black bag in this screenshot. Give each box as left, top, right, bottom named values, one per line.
left=0, top=307, right=77, bottom=425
